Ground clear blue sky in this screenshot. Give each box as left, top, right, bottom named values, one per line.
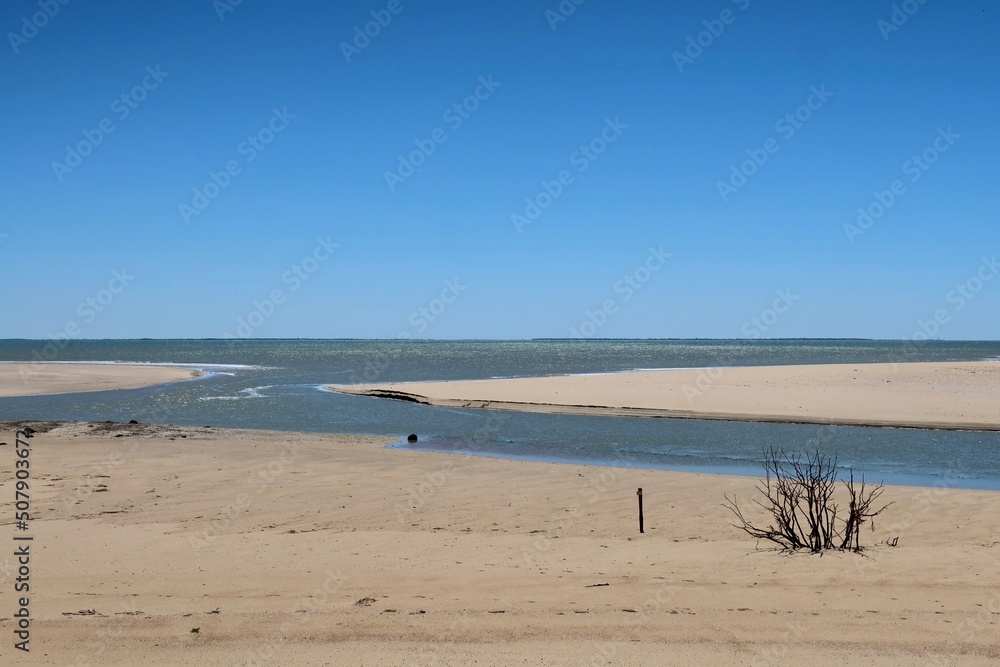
left=2, top=0, right=998, bottom=340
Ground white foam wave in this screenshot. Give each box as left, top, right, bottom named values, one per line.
left=198, top=385, right=274, bottom=401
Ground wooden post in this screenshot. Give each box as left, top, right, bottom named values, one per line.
left=637, top=488, right=644, bottom=534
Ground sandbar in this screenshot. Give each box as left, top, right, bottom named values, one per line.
left=328, top=361, right=1000, bottom=430
left=0, top=362, right=202, bottom=397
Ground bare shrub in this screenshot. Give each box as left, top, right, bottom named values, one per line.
left=724, top=446, right=892, bottom=553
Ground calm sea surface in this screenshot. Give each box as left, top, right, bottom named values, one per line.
left=1, top=339, right=998, bottom=489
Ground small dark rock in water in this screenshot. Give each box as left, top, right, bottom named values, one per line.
left=407, top=434, right=418, bottom=443
left=128, top=419, right=139, bottom=425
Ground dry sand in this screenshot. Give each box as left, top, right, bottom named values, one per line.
left=329, top=361, right=1000, bottom=430
left=0, top=421, right=997, bottom=665
left=0, top=363, right=202, bottom=397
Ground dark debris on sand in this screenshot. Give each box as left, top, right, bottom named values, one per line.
left=1, top=420, right=213, bottom=441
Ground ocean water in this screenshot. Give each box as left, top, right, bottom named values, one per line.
left=1, top=339, right=998, bottom=489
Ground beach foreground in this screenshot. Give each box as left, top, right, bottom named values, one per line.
left=0, top=422, right=996, bottom=665
left=329, top=361, right=1000, bottom=430
left=0, top=364, right=201, bottom=397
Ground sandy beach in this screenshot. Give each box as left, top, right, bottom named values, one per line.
left=0, top=420, right=997, bottom=665
left=0, top=363, right=202, bottom=398
left=329, top=361, right=1000, bottom=431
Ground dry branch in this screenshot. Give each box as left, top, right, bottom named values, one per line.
left=725, top=447, right=892, bottom=553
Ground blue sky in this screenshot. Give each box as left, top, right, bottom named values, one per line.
left=2, top=0, right=998, bottom=340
